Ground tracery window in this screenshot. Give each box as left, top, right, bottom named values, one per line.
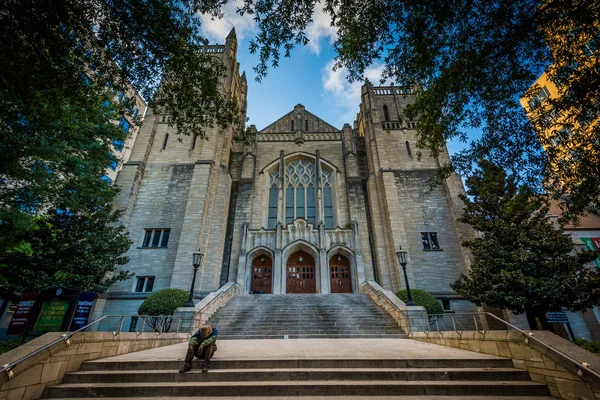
left=267, top=159, right=334, bottom=229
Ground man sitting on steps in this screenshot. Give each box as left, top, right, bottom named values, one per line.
left=179, top=324, right=218, bottom=373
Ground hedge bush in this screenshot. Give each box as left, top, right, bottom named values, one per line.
left=396, top=288, right=444, bottom=315
left=575, top=338, right=600, bottom=356
left=138, top=288, right=189, bottom=316
left=0, top=339, right=20, bottom=355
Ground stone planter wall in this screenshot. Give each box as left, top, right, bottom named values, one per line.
left=410, top=330, right=600, bottom=400
left=0, top=331, right=189, bottom=400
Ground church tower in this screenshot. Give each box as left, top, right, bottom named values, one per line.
left=95, top=28, right=247, bottom=317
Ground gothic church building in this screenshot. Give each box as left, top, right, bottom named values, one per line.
left=93, top=28, right=477, bottom=319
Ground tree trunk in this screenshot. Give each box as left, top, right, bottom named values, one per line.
left=525, top=305, right=554, bottom=332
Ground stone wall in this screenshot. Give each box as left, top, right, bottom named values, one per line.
left=393, top=170, right=468, bottom=294
left=0, top=332, right=188, bottom=400
left=410, top=330, right=600, bottom=400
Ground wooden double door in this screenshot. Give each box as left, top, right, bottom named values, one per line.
left=250, top=255, right=272, bottom=294
left=286, top=250, right=316, bottom=293
left=330, top=254, right=352, bottom=293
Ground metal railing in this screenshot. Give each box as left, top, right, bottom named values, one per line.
left=418, top=311, right=600, bottom=385
left=0, top=314, right=191, bottom=380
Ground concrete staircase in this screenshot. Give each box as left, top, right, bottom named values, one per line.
left=44, top=357, right=551, bottom=398
left=207, top=293, right=405, bottom=339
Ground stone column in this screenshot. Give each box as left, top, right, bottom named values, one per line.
left=319, top=248, right=329, bottom=293
left=236, top=221, right=249, bottom=292
left=315, top=150, right=323, bottom=225
left=273, top=223, right=283, bottom=294
left=273, top=248, right=283, bottom=294
left=352, top=220, right=367, bottom=292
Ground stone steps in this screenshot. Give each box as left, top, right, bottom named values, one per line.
left=63, top=367, right=531, bottom=383
left=80, top=358, right=516, bottom=371
left=44, top=380, right=550, bottom=398
left=206, top=294, right=404, bottom=339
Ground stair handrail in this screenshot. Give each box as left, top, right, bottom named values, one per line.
left=0, top=314, right=189, bottom=380
left=422, top=311, right=600, bottom=386
left=362, top=281, right=410, bottom=332
left=189, top=282, right=240, bottom=327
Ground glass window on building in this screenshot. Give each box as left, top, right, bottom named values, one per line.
left=141, top=229, right=170, bottom=248
left=134, top=276, right=155, bottom=292
left=421, top=232, right=440, bottom=250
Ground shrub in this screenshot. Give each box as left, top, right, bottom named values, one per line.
left=0, top=339, right=20, bottom=355
left=396, top=288, right=444, bottom=315
left=575, top=338, right=600, bottom=356
left=138, top=288, right=189, bottom=332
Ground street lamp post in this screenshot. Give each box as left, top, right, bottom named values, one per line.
left=185, top=252, right=204, bottom=307
left=396, top=250, right=415, bottom=306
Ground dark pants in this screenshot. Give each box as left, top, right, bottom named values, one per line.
left=184, top=343, right=215, bottom=368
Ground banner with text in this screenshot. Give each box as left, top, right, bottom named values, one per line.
left=69, top=292, right=96, bottom=331
left=581, top=238, right=600, bottom=268
left=6, top=293, right=38, bottom=336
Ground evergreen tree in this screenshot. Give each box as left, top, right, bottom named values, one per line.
left=451, top=160, right=600, bottom=330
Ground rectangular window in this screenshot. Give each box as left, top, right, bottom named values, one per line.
left=528, top=86, right=550, bottom=110
left=268, top=187, right=278, bottom=229
left=142, top=229, right=170, bottom=248
left=101, top=175, right=112, bottom=184
left=113, top=139, right=124, bottom=152
left=296, top=187, right=305, bottom=218
left=160, top=230, right=170, bottom=247
left=323, top=186, right=334, bottom=228
left=133, top=108, right=139, bottom=119
left=108, top=159, right=117, bottom=171
left=285, top=187, right=294, bottom=225
left=134, top=276, right=156, bottom=293
left=441, top=299, right=452, bottom=312
left=307, top=187, right=316, bottom=226
left=583, top=35, right=598, bottom=56
left=119, top=117, right=130, bottom=135
left=142, top=230, right=152, bottom=247
left=421, top=232, right=441, bottom=250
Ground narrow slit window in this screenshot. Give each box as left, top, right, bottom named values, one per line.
left=162, top=133, right=169, bottom=150
left=406, top=141, right=412, bottom=157
left=191, top=134, right=197, bottom=150
left=291, top=120, right=295, bottom=131
left=383, top=105, right=390, bottom=121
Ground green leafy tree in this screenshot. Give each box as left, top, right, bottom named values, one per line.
left=396, top=289, right=443, bottom=315
left=0, top=205, right=132, bottom=297
left=0, top=0, right=246, bottom=295
left=231, top=0, right=599, bottom=221
left=451, top=160, right=600, bottom=330
left=138, top=289, right=189, bottom=332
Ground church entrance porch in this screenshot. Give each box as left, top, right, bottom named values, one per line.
left=286, top=250, right=316, bottom=293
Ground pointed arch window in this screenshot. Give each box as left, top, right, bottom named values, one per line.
left=285, top=159, right=316, bottom=226
left=267, top=159, right=336, bottom=229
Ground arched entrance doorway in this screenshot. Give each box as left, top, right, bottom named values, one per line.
left=286, top=250, right=316, bottom=293
left=250, top=255, right=272, bottom=294
left=329, top=254, right=352, bottom=293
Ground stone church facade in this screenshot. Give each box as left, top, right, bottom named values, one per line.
left=92, top=28, right=478, bottom=319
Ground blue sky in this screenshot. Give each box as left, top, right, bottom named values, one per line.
left=199, top=3, right=475, bottom=155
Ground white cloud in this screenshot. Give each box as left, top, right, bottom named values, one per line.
left=321, top=60, right=387, bottom=123
left=305, top=3, right=337, bottom=54
left=199, top=0, right=257, bottom=43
